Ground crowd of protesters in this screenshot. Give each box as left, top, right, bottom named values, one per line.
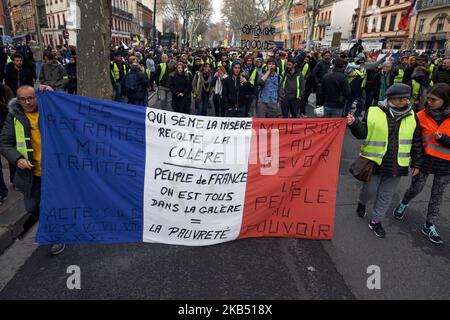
left=0, top=37, right=448, bottom=259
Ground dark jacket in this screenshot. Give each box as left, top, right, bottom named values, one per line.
left=0, top=84, right=14, bottom=131
left=4, top=62, right=36, bottom=95
left=372, top=71, right=395, bottom=102
left=349, top=103, right=424, bottom=176
left=320, top=67, right=351, bottom=108
left=170, top=72, right=192, bottom=98
left=311, top=60, right=332, bottom=85
left=123, top=67, right=150, bottom=100
left=221, top=75, right=250, bottom=110
left=279, top=69, right=305, bottom=101
left=431, top=65, right=450, bottom=85
left=0, top=98, right=35, bottom=196
left=154, top=62, right=170, bottom=87
left=421, top=110, right=450, bottom=176
left=65, top=62, right=77, bottom=90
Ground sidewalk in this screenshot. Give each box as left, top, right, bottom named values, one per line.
left=0, top=158, right=29, bottom=255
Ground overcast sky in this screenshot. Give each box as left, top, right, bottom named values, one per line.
left=212, top=0, right=223, bottom=23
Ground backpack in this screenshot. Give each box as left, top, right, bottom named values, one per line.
left=125, top=73, right=138, bottom=92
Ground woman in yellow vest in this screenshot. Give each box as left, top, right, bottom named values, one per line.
left=394, top=83, right=450, bottom=245
left=347, top=83, right=424, bottom=238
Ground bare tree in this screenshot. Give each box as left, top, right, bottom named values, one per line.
left=77, top=0, right=113, bottom=99
left=258, top=0, right=285, bottom=24
left=222, top=0, right=259, bottom=43
left=305, top=0, right=321, bottom=50
left=283, top=0, right=294, bottom=49
left=163, top=0, right=211, bottom=47
left=187, top=0, right=213, bottom=46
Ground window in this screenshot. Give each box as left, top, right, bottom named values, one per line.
left=371, top=17, right=377, bottom=33
left=377, top=0, right=382, bottom=7
left=389, top=13, right=397, bottom=31
left=436, top=17, right=445, bottom=32
left=380, top=15, right=387, bottom=32
left=418, top=19, right=425, bottom=33
left=364, top=17, right=369, bottom=33
left=369, top=0, right=373, bottom=6
left=385, top=0, right=390, bottom=6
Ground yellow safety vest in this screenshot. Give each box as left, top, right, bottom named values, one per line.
left=411, top=79, right=434, bottom=106
left=159, top=63, right=167, bottom=82
left=249, top=68, right=258, bottom=85
left=278, top=60, right=286, bottom=76
left=394, top=68, right=404, bottom=84
left=7, top=56, right=12, bottom=65
left=349, top=68, right=367, bottom=88
left=111, top=62, right=126, bottom=82
left=282, top=74, right=301, bottom=99
left=428, top=64, right=436, bottom=75
left=360, top=107, right=416, bottom=166
left=302, top=63, right=309, bottom=77
left=14, top=118, right=33, bottom=160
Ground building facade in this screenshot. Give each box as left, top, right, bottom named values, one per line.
left=8, top=0, right=36, bottom=41
left=413, top=0, right=450, bottom=51
left=43, top=0, right=72, bottom=47
left=112, top=0, right=133, bottom=46
left=356, top=0, right=413, bottom=49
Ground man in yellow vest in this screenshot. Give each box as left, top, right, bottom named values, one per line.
left=347, top=83, right=423, bottom=238
left=110, top=52, right=127, bottom=102
left=279, top=58, right=305, bottom=118
left=154, top=54, right=171, bottom=110
left=0, top=85, right=65, bottom=255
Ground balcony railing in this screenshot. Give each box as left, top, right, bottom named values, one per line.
left=112, top=7, right=133, bottom=20
left=317, top=20, right=331, bottom=27
left=417, top=0, right=450, bottom=10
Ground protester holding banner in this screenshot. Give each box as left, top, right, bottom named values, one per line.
left=243, top=55, right=258, bottom=117
left=394, top=83, right=450, bottom=245
left=347, top=83, right=423, bottom=238
left=0, top=85, right=65, bottom=255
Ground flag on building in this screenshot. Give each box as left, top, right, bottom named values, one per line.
left=398, top=0, right=417, bottom=30
left=35, top=92, right=346, bottom=246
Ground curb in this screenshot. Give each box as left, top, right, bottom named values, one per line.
left=0, top=194, right=29, bottom=255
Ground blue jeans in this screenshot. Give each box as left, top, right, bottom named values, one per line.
left=196, top=94, right=209, bottom=116
left=114, top=82, right=124, bottom=102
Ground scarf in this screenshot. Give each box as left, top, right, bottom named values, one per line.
left=202, top=73, right=212, bottom=92
left=379, top=74, right=388, bottom=101
left=387, top=101, right=413, bottom=121
left=425, top=105, right=446, bottom=122
left=214, top=73, right=228, bottom=96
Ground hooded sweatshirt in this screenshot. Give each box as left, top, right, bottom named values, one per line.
left=40, top=60, right=68, bottom=89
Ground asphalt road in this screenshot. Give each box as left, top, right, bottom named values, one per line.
left=0, top=95, right=448, bottom=300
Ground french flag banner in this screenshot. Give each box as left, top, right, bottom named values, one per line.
left=36, top=92, right=346, bottom=246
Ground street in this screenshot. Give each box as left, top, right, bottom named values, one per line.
left=0, top=97, right=448, bottom=300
